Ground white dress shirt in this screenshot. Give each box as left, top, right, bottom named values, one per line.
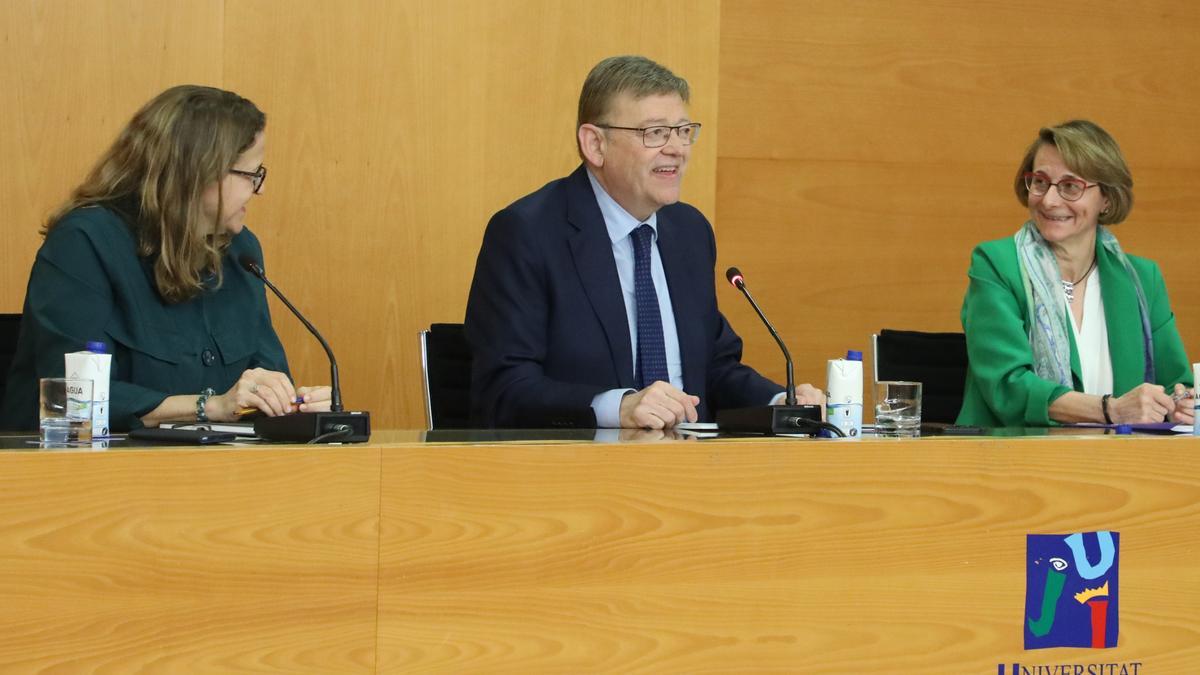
left=585, top=170, right=684, bottom=427
left=1067, top=272, right=1114, bottom=396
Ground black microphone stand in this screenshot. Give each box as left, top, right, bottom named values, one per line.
left=253, top=269, right=343, bottom=412
left=239, top=256, right=370, bottom=443
left=730, top=274, right=796, bottom=406
left=716, top=268, right=840, bottom=437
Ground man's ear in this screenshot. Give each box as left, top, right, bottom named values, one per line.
left=578, top=124, right=605, bottom=168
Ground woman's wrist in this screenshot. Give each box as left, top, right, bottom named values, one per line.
left=203, top=393, right=229, bottom=422
left=196, top=388, right=216, bottom=422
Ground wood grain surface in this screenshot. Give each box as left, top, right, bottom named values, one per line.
left=0, top=447, right=380, bottom=673
left=377, top=433, right=1200, bottom=673
left=3, top=433, right=1199, bottom=672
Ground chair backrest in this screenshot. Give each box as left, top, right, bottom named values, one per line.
left=872, top=328, right=968, bottom=424
left=0, top=313, right=23, bottom=406
left=419, top=323, right=474, bottom=430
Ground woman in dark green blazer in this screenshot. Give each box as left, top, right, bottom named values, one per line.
left=0, top=86, right=331, bottom=432
left=958, top=120, right=1192, bottom=427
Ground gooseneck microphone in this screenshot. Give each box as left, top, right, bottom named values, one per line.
left=240, top=255, right=343, bottom=411
left=726, top=267, right=796, bottom=406
left=239, top=255, right=370, bottom=443
left=716, top=266, right=842, bottom=437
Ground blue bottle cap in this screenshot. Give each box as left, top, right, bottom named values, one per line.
left=1114, top=424, right=1133, bottom=435
left=86, top=340, right=108, bottom=353
left=845, top=350, right=863, bottom=361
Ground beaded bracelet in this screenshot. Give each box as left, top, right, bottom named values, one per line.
left=1101, top=394, right=1113, bottom=425
left=196, top=387, right=216, bottom=422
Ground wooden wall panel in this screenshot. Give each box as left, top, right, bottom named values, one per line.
left=717, top=1, right=1200, bottom=396
left=10, top=0, right=1192, bottom=427
left=0, top=448, right=380, bottom=672
left=222, top=0, right=720, bottom=427
left=0, top=1, right=223, bottom=308
left=1, top=1, right=719, bottom=429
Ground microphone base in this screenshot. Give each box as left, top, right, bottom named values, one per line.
left=716, top=405, right=822, bottom=436
left=253, top=411, right=371, bottom=443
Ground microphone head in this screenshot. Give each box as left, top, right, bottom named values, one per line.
left=725, top=267, right=744, bottom=288
left=238, top=254, right=264, bottom=277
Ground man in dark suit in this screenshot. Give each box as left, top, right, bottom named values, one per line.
left=465, top=55, right=822, bottom=429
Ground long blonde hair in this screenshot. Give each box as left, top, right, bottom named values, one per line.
left=45, top=85, right=266, bottom=303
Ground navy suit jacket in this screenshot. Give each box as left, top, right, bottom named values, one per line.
left=464, top=165, right=780, bottom=428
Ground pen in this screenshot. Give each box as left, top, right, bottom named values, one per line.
left=1172, top=388, right=1195, bottom=402
left=236, top=397, right=306, bottom=417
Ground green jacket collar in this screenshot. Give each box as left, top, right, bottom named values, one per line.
left=1066, top=242, right=1144, bottom=392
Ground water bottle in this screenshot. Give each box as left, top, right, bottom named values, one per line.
left=826, top=350, right=863, bottom=437
left=66, top=341, right=111, bottom=438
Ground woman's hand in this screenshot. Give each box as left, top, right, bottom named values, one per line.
left=296, top=385, right=333, bottom=413
left=1109, top=383, right=1174, bottom=424
left=208, top=368, right=298, bottom=421
left=1170, top=383, right=1195, bottom=425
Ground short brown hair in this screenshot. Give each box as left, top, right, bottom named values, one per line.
left=576, top=56, right=689, bottom=159
left=46, top=85, right=266, bottom=303
left=1014, top=119, right=1133, bottom=225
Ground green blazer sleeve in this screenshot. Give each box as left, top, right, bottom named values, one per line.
left=1134, top=256, right=1192, bottom=390
left=957, top=239, right=1071, bottom=426
left=957, top=237, right=1192, bottom=427
left=23, top=214, right=171, bottom=426
left=0, top=206, right=289, bottom=432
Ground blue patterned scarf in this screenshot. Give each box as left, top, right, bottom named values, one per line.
left=1014, top=220, right=1155, bottom=387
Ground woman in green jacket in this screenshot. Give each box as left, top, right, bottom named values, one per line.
left=0, top=85, right=331, bottom=431
left=958, top=120, right=1192, bottom=427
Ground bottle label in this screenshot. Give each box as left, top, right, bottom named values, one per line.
left=826, top=403, right=863, bottom=438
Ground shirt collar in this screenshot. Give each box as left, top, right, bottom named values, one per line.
left=586, top=168, right=657, bottom=244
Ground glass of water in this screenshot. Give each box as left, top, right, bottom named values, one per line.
left=39, top=377, right=92, bottom=444
left=874, top=380, right=922, bottom=437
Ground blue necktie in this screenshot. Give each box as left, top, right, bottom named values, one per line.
left=632, top=224, right=668, bottom=389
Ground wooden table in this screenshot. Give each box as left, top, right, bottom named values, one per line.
left=1, top=430, right=1197, bottom=673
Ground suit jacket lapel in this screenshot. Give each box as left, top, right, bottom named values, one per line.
left=565, top=166, right=635, bottom=388
left=1098, top=245, right=1145, bottom=393
left=656, top=209, right=703, bottom=395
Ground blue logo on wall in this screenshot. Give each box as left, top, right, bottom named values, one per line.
left=1025, top=531, right=1119, bottom=649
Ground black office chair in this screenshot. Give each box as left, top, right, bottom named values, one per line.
left=419, top=323, right=475, bottom=430
left=872, top=329, right=968, bottom=424
left=0, top=313, right=23, bottom=407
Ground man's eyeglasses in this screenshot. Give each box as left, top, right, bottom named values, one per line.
left=1023, top=171, right=1098, bottom=202
left=596, top=123, right=702, bottom=148
left=230, top=165, right=267, bottom=194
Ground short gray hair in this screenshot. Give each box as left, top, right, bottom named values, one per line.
left=576, top=56, right=689, bottom=158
